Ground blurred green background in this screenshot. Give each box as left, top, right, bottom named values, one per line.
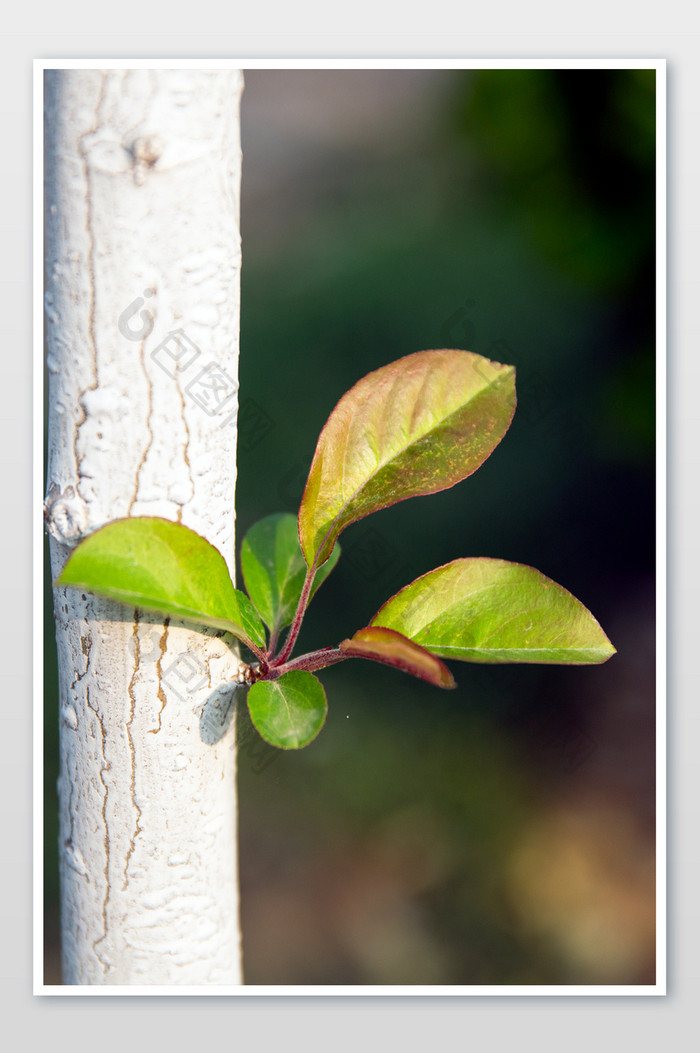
left=45, top=68, right=657, bottom=985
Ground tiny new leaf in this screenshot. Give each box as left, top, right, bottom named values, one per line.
left=240, top=513, right=340, bottom=633
left=247, top=670, right=327, bottom=749
left=58, top=517, right=266, bottom=651
left=298, top=349, right=516, bottom=568
left=370, top=558, right=616, bottom=664
left=339, top=626, right=456, bottom=688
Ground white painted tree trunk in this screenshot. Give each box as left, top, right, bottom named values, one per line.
left=44, top=69, right=245, bottom=985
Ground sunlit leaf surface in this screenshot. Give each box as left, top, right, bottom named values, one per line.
left=58, top=517, right=266, bottom=650
left=299, top=349, right=516, bottom=567
left=247, top=670, right=327, bottom=749
left=241, top=513, right=339, bottom=633
left=371, top=558, right=616, bottom=664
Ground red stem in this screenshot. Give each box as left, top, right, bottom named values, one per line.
left=246, top=639, right=268, bottom=665
left=267, top=623, right=280, bottom=657
left=264, top=646, right=347, bottom=680
left=272, top=563, right=316, bottom=666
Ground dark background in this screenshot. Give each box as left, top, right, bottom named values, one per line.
left=45, top=68, right=657, bottom=985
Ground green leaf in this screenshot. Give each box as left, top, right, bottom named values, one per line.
left=298, top=349, right=516, bottom=567
left=247, top=670, right=327, bottom=749
left=339, top=626, right=456, bottom=688
left=370, top=558, right=616, bottom=664
left=240, top=513, right=340, bottom=633
left=58, top=517, right=266, bottom=651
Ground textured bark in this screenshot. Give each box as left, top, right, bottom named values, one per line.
left=44, top=69, right=245, bottom=984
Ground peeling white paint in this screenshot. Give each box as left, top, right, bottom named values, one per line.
left=45, top=69, right=244, bottom=986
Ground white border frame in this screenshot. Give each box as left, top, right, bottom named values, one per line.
left=34, top=57, right=666, bottom=997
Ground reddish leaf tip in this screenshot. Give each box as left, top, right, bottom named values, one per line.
left=340, top=625, right=456, bottom=689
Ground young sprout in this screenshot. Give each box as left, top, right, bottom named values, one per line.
left=58, top=349, right=615, bottom=749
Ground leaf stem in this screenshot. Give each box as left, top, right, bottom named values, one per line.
left=249, top=641, right=269, bottom=664
left=233, top=635, right=267, bottom=667
left=267, top=624, right=280, bottom=657
left=273, top=563, right=316, bottom=665
left=264, top=646, right=347, bottom=680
